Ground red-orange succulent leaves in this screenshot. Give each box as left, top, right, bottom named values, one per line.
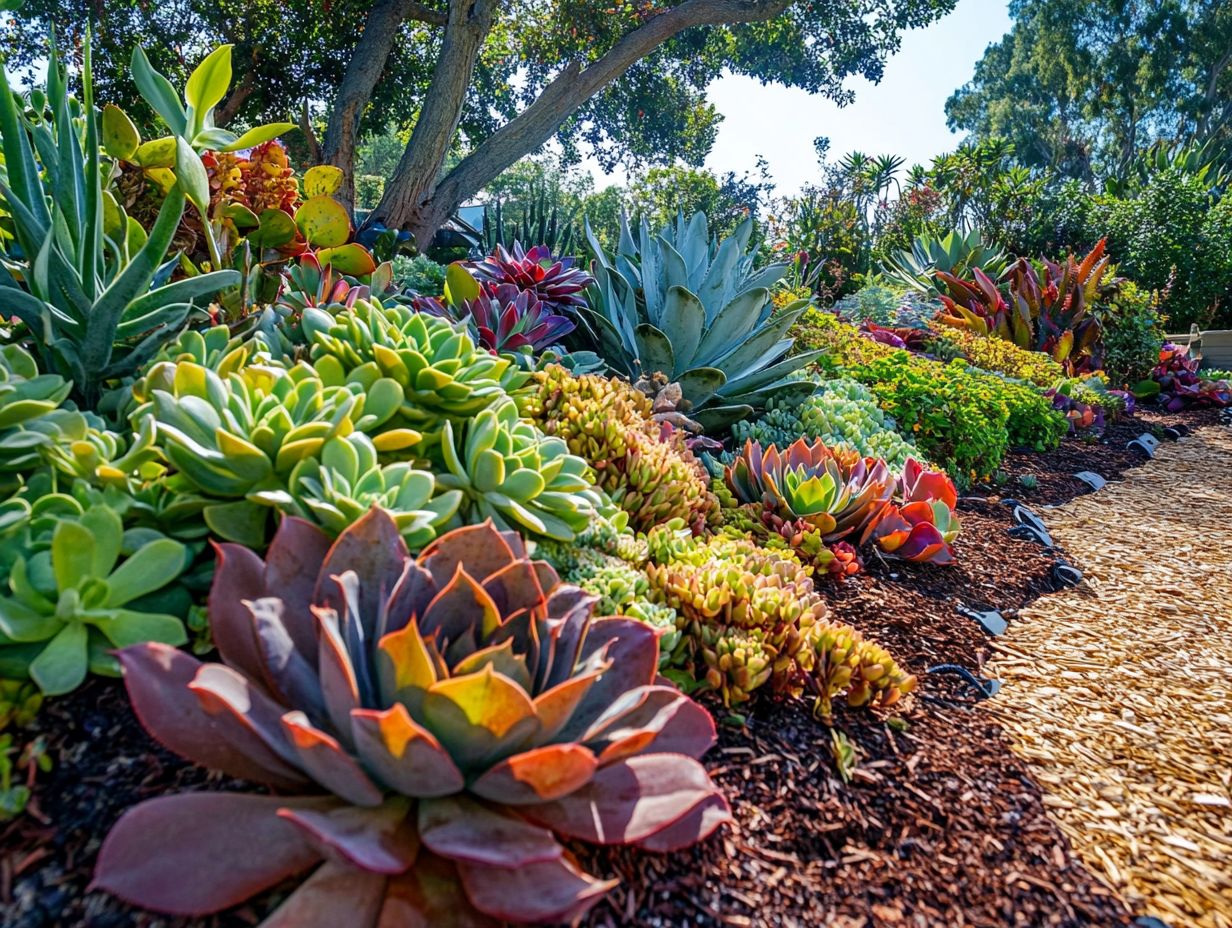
left=872, top=458, right=961, bottom=564
left=93, top=511, right=726, bottom=925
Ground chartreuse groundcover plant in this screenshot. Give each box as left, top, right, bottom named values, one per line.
left=94, top=511, right=727, bottom=925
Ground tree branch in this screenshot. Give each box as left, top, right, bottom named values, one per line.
left=424, top=0, right=793, bottom=232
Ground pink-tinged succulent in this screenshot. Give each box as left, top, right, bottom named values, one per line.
left=462, top=283, right=577, bottom=353
left=873, top=501, right=960, bottom=564
left=469, top=243, right=593, bottom=314
left=93, top=510, right=727, bottom=926
left=725, top=438, right=895, bottom=544
left=897, top=458, right=958, bottom=510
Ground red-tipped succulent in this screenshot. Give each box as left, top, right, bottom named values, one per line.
left=462, top=283, right=577, bottom=353
left=725, top=438, right=895, bottom=544
left=873, top=459, right=961, bottom=564
left=93, top=510, right=727, bottom=926
left=469, top=243, right=593, bottom=314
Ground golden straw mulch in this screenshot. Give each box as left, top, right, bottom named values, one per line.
left=986, top=426, right=1232, bottom=928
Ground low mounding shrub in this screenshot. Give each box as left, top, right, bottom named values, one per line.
left=95, top=512, right=729, bottom=924
left=929, top=327, right=1065, bottom=387
left=1093, top=280, right=1165, bottom=386
left=793, top=310, right=1067, bottom=482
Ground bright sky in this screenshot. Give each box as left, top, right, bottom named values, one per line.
left=586, top=0, right=1013, bottom=195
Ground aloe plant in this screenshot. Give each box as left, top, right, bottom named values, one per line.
left=0, top=36, right=238, bottom=408
left=94, top=512, right=726, bottom=924
left=583, top=212, right=821, bottom=431
left=0, top=506, right=189, bottom=695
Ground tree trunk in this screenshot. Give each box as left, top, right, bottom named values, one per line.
left=364, top=0, right=501, bottom=245
left=372, top=0, right=792, bottom=247
left=321, top=0, right=448, bottom=214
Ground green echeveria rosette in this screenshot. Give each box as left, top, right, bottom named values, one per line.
left=437, top=397, right=608, bottom=542
left=303, top=297, right=525, bottom=437
left=0, top=505, right=190, bottom=695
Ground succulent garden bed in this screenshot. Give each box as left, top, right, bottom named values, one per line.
left=3, top=407, right=1213, bottom=928
left=3, top=33, right=1232, bottom=928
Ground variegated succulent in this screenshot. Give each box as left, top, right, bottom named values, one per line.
left=94, top=512, right=727, bottom=925
left=469, top=242, right=593, bottom=314
left=0, top=345, right=85, bottom=492
left=872, top=459, right=962, bottom=565
left=724, top=438, right=895, bottom=544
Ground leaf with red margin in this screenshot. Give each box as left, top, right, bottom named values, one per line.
left=350, top=704, right=464, bottom=798
left=419, top=520, right=515, bottom=588
left=455, top=853, right=616, bottom=924
left=420, top=565, right=502, bottom=644
left=281, top=711, right=385, bottom=807
left=419, top=794, right=563, bottom=867
left=582, top=686, right=717, bottom=765
left=314, top=507, right=409, bottom=637
left=519, top=754, right=722, bottom=845
left=117, top=644, right=307, bottom=789
left=377, top=852, right=497, bottom=927
left=205, top=541, right=269, bottom=686
left=262, top=516, right=332, bottom=658
left=259, top=860, right=387, bottom=928
left=91, top=793, right=332, bottom=915
left=530, top=665, right=604, bottom=744
left=279, top=797, right=418, bottom=874
left=635, top=792, right=731, bottom=852
left=470, top=744, right=597, bottom=804
left=554, top=618, right=659, bottom=740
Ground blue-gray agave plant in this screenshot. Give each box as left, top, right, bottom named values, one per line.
left=582, top=211, right=820, bottom=432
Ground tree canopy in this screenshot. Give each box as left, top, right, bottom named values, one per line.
left=6, top=0, right=957, bottom=245
left=946, top=0, right=1232, bottom=182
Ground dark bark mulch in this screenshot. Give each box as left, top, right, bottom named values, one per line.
left=3, top=407, right=1212, bottom=928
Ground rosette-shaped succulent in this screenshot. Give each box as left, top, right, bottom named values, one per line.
left=438, top=397, right=604, bottom=542
left=459, top=283, right=576, bottom=353
left=0, top=345, right=84, bottom=491
left=305, top=298, right=520, bottom=433
left=520, top=367, right=718, bottom=533
left=872, top=458, right=961, bottom=565
left=725, top=438, right=894, bottom=544
left=287, top=434, right=461, bottom=548
left=469, top=242, right=593, bottom=314
left=94, top=512, right=727, bottom=925
left=0, top=506, right=189, bottom=695
left=139, top=360, right=420, bottom=544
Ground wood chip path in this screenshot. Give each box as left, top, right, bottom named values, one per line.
left=987, top=426, right=1232, bottom=928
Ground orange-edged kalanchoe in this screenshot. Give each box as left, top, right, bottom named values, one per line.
left=94, top=510, right=728, bottom=926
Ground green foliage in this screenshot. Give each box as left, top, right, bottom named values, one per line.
left=931, top=327, right=1067, bottom=387
left=354, top=174, right=385, bottom=209
left=518, top=367, right=718, bottom=533
left=1092, top=169, right=1232, bottom=329
left=730, top=377, right=921, bottom=470
left=880, top=227, right=1010, bottom=294
left=393, top=254, right=447, bottom=297
left=0, top=37, right=238, bottom=408
left=584, top=211, right=820, bottom=431
left=0, top=505, right=189, bottom=695
left=1092, top=280, right=1166, bottom=384
left=797, top=311, right=1066, bottom=481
